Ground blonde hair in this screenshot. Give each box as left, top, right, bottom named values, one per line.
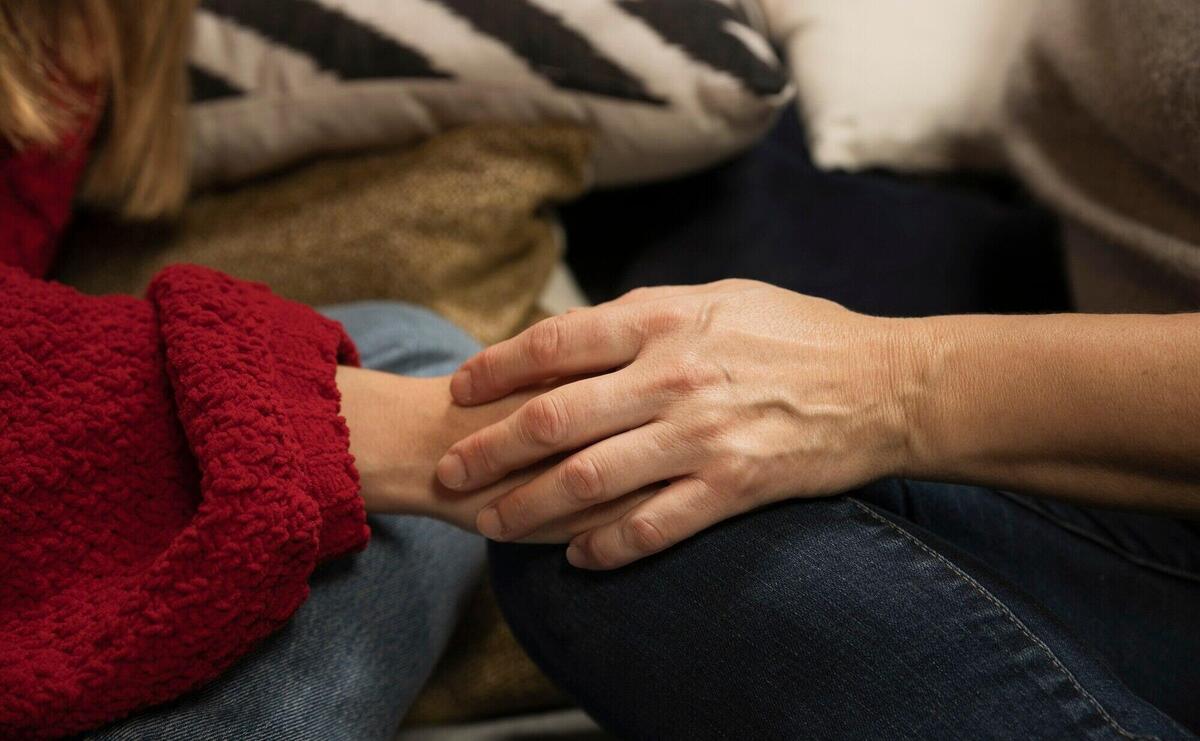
left=0, top=0, right=195, bottom=219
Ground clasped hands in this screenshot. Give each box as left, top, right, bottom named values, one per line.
left=428, top=280, right=927, bottom=569
left=341, top=280, right=925, bottom=568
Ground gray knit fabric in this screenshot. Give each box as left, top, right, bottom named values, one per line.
left=1002, top=0, right=1200, bottom=312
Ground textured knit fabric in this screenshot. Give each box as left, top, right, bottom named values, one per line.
left=1001, top=0, right=1200, bottom=312
left=56, top=124, right=585, bottom=727
left=88, top=302, right=486, bottom=741
left=0, top=130, right=368, bottom=737
left=0, top=128, right=92, bottom=278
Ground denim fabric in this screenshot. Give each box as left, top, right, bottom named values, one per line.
left=491, top=479, right=1200, bottom=740
left=89, top=302, right=484, bottom=741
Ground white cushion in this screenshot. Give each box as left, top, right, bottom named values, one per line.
left=188, top=0, right=794, bottom=187
left=755, top=0, right=1038, bottom=172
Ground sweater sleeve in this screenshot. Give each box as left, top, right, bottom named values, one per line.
left=0, top=264, right=369, bottom=738
left=0, top=128, right=91, bottom=278
left=0, top=135, right=368, bottom=737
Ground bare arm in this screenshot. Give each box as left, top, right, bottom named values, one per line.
left=905, top=312, right=1200, bottom=515
left=436, top=280, right=1200, bottom=569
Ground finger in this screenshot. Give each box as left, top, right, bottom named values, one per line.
left=566, top=477, right=753, bottom=570
left=596, top=280, right=748, bottom=309
left=429, top=458, right=548, bottom=531
left=438, top=368, right=654, bottom=491
left=523, top=485, right=660, bottom=544
left=475, top=422, right=693, bottom=541
left=450, top=309, right=642, bottom=405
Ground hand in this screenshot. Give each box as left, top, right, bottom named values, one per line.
left=437, top=280, right=927, bottom=568
left=336, top=365, right=511, bottom=520
left=337, top=366, right=651, bottom=541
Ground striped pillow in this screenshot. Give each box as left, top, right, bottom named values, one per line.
left=189, top=0, right=793, bottom=188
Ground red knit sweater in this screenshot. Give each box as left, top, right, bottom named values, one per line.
left=0, top=125, right=369, bottom=737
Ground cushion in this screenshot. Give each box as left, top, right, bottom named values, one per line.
left=755, top=0, right=1038, bottom=172
left=58, top=123, right=593, bottom=346
left=188, top=0, right=793, bottom=188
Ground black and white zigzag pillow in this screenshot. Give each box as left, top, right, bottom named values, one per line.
left=188, top=0, right=793, bottom=187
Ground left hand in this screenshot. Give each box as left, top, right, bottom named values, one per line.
left=436, top=280, right=928, bottom=569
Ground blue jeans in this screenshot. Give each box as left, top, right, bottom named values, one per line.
left=491, top=480, right=1200, bottom=740
left=90, top=302, right=483, bottom=741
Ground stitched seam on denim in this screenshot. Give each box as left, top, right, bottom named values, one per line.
left=849, top=498, right=1158, bottom=741
left=997, top=492, right=1200, bottom=584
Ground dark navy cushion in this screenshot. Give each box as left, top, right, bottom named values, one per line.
left=564, top=110, right=1069, bottom=317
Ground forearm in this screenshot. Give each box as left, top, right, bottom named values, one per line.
left=431, top=280, right=1200, bottom=569
left=337, top=366, right=456, bottom=514
left=904, top=312, right=1200, bottom=515
left=336, top=365, right=573, bottom=533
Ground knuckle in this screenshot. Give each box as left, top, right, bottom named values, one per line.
left=717, top=278, right=753, bottom=290
left=465, top=434, right=497, bottom=476
left=526, top=318, right=564, bottom=366
left=659, top=355, right=721, bottom=395
left=472, top=348, right=500, bottom=390
left=690, top=474, right=741, bottom=515
left=626, top=513, right=669, bottom=554
left=584, top=539, right=619, bottom=570
left=643, top=305, right=688, bottom=334
left=496, top=492, right=532, bottom=528
left=688, top=411, right=725, bottom=445
left=727, top=456, right=757, bottom=490
left=693, top=476, right=722, bottom=502
left=561, top=455, right=606, bottom=503
left=711, top=454, right=758, bottom=498
left=522, top=395, right=569, bottom=446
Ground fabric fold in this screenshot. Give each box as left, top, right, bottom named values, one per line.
left=148, top=264, right=368, bottom=562
left=0, top=263, right=366, bottom=738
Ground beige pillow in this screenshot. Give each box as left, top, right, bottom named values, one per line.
left=58, top=123, right=593, bottom=346
left=755, top=0, right=1038, bottom=172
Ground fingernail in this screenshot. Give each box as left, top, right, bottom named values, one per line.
left=437, top=453, right=467, bottom=489
left=565, top=544, right=585, bottom=567
left=477, top=506, right=506, bottom=540
left=450, top=368, right=474, bottom=404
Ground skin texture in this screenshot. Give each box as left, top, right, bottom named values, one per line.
left=336, top=366, right=649, bottom=543
left=433, top=279, right=1200, bottom=570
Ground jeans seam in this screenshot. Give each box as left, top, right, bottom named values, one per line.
left=848, top=498, right=1158, bottom=741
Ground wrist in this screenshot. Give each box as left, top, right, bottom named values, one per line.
left=336, top=366, right=536, bottom=524
left=883, top=315, right=945, bottom=482
left=337, top=366, right=454, bottom=514
left=894, top=314, right=1003, bottom=484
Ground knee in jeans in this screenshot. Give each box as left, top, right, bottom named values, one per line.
left=322, top=301, right=481, bottom=376
left=488, top=497, right=864, bottom=626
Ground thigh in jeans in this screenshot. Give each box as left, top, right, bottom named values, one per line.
left=490, top=485, right=1196, bottom=741
left=857, top=479, right=1200, bottom=730
left=90, top=302, right=483, bottom=741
